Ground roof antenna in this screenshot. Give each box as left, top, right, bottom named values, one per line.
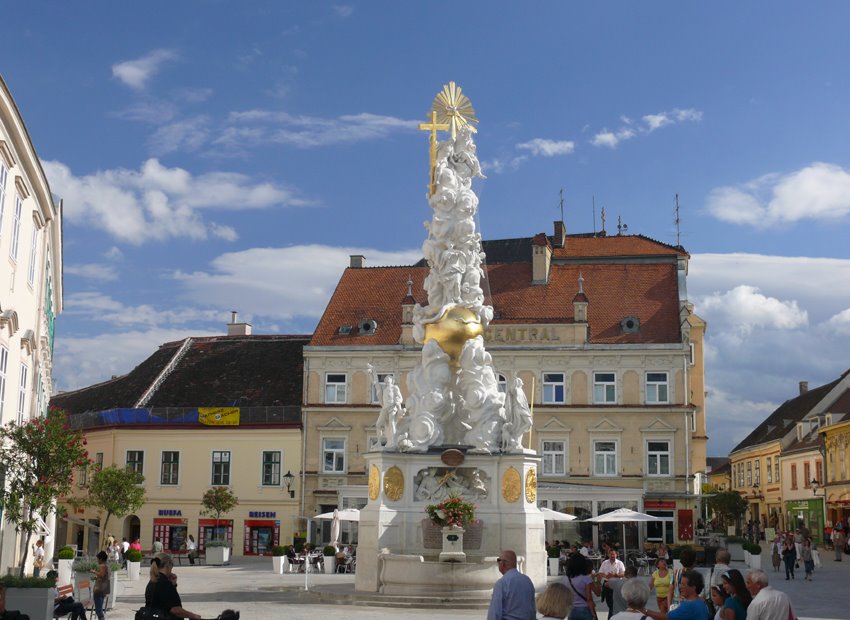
left=559, top=188, right=565, bottom=222
left=600, top=206, right=606, bottom=235
left=617, top=215, right=628, bottom=236
left=592, top=196, right=597, bottom=235
left=674, top=193, right=682, bottom=246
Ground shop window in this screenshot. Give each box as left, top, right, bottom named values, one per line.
left=126, top=450, right=144, bottom=476
left=199, top=519, right=232, bottom=550
left=244, top=521, right=280, bottom=555
left=646, top=510, right=675, bottom=544
left=322, top=438, right=346, bottom=473
left=541, top=440, right=566, bottom=476
left=593, top=440, right=617, bottom=476
left=154, top=520, right=188, bottom=553
left=161, top=451, right=179, bottom=486
left=542, top=372, right=565, bottom=403
left=593, top=372, right=616, bottom=404
left=647, top=440, right=671, bottom=476
left=212, top=451, right=231, bottom=486
left=262, top=451, right=281, bottom=486
left=646, top=372, right=669, bottom=404
left=324, top=373, right=347, bottom=403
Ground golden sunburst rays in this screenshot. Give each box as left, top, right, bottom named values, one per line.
left=431, top=81, right=479, bottom=139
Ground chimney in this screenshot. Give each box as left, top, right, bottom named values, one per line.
left=799, top=381, right=809, bottom=395
left=350, top=255, right=366, bottom=268
left=553, top=220, right=566, bottom=248
left=531, top=233, right=552, bottom=284
left=227, top=311, right=253, bottom=336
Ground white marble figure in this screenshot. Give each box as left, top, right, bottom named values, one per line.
left=396, top=126, right=509, bottom=453
left=413, top=467, right=489, bottom=502
left=368, top=365, right=404, bottom=450
left=501, top=377, right=533, bottom=452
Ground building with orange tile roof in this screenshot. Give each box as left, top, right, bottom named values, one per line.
left=303, top=220, right=708, bottom=550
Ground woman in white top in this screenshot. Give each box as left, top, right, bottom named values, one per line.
left=32, top=539, right=46, bottom=577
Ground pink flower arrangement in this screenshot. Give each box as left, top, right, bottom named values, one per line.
left=425, top=494, right=476, bottom=528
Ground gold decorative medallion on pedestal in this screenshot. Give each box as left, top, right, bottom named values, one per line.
left=502, top=466, right=521, bottom=503
left=368, top=465, right=380, bottom=500
left=383, top=465, right=404, bottom=501
left=525, top=468, right=537, bottom=503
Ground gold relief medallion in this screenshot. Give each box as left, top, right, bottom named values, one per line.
left=368, top=465, right=380, bottom=501
left=502, top=466, right=521, bottom=503
left=383, top=466, right=404, bottom=502
left=525, top=468, right=537, bottom=503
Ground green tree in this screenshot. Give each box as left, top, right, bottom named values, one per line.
left=200, top=487, right=239, bottom=542
left=0, top=406, right=88, bottom=576
left=707, top=490, right=748, bottom=530
left=85, top=465, right=146, bottom=536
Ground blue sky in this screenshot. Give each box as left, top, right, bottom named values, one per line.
left=3, top=2, right=850, bottom=455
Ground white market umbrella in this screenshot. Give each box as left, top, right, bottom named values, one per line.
left=330, top=509, right=341, bottom=547
left=585, top=508, right=660, bottom=557
left=313, top=508, right=360, bottom=521
left=541, top=508, right=577, bottom=521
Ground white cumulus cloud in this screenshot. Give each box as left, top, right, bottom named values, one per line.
left=516, top=138, right=575, bottom=157
left=706, top=162, right=850, bottom=227
left=591, top=108, right=701, bottom=149
left=696, top=284, right=808, bottom=336
left=43, top=158, right=309, bottom=244
left=112, top=49, right=178, bottom=90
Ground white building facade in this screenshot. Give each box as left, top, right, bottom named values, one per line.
left=0, top=75, right=64, bottom=570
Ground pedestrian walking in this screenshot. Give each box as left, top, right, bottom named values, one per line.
left=801, top=537, right=814, bottom=580
left=831, top=523, right=844, bottom=562
left=781, top=535, right=796, bottom=580
left=487, top=550, right=536, bottom=620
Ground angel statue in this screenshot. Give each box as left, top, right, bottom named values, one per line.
left=501, top=377, right=533, bottom=452
left=367, top=364, right=404, bottom=450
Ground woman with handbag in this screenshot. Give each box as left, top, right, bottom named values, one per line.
left=92, top=551, right=110, bottom=620
left=562, top=554, right=600, bottom=620
left=32, top=539, right=45, bottom=577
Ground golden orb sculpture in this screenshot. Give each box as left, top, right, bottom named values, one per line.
left=423, top=305, right=483, bottom=362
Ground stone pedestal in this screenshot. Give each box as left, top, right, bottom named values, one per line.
left=355, top=449, right=545, bottom=594
left=440, top=526, right=466, bottom=562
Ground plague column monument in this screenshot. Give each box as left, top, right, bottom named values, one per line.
left=355, top=83, right=546, bottom=595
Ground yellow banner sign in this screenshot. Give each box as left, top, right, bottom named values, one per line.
left=198, top=408, right=240, bottom=426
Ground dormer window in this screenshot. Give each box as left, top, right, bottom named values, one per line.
left=620, top=316, right=640, bottom=334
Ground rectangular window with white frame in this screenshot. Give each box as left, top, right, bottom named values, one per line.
left=0, top=345, right=7, bottom=419
left=0, top=162, right=7, bottom=238
left=324, top=373, right=347, bottom=403
left=647, top=440, right=671, bottom=476
left=593, top=440, right=618, bottom=476
left=645, top=372, right=669, bottom=404
left=370, top=373, right=393, bottom=403
left=322, top=438, right=346, bottom=473
left=212, top=450, right=231, bottom=485
left=161, top=451, right=180, bottom=485
left=126, top=450, right=144, bottom=475
left=746, top=461, right=752, bottom=486
left=27, top=226, right=38, bottom=287
left=755, top=460, right=761, bottom=485
left=262, top=450, right=281, bottom=486
left=542, top=372, right=565, bottom=403
left=16, top=363, right=28, bottom=424
left=767, top=457, right=773, bottom=483
left=10, top=194, right=22, bottom=262
left=541, top=440, right=566, bottom=476
left=593, top=372, right=616, bottom=404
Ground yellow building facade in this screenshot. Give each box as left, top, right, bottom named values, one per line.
left=303, top=225, right=708, bottom=549
left=820, top=417, right=850, bottom=526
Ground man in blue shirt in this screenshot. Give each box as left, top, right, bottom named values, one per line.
left=641, top=570, right=708, bottom=620
left=487, top=549, right=536, bottom=620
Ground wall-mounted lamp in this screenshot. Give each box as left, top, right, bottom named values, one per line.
left=750, top=483, right=765, bottom=501
left=811, top=479, right=824, bottom=497
left=283, top=470, right=295, bottom=499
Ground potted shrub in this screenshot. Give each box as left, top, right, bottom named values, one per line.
left=57, top=546, right=75, bottom=586
left=200, top=487, right=238, bottom=566
left=1, top=574, right=54, bottom=620
left=547, top=545, right=561, bottom=576
left=749, top=543, right=762, bottom=569
left=271, top=545, right=287, bottom=574
left=125, top=549, right=143, bottom=581
left=323, top=545, right=337, bottom=574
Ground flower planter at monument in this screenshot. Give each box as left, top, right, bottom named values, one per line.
left=422, top=518, right=483, bottom=550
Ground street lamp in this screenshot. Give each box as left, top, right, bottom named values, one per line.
left=811, top=479, right=824, bottom=497
left=751, top=483, right=765, bottom=501
left=283, top=470, right=295, bottom=499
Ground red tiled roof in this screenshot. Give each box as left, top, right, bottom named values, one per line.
left=311, top=244, right=682, bottom=346
left=551, top=234, right=688, bottom=259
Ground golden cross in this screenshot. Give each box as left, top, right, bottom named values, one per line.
left=418, top=110, right=449, bottom=196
